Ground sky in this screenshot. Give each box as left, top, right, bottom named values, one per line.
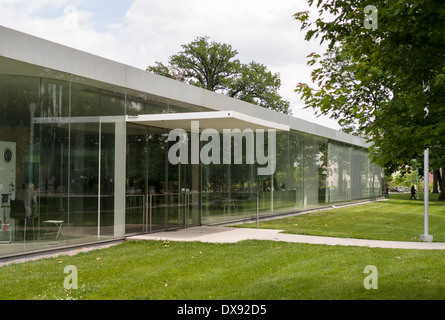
left=0, top=0, right=341, bottom=130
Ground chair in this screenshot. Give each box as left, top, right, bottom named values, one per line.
left=10, top=200, right=33, bottom=241
left=10, top=200, right=26, bottom=220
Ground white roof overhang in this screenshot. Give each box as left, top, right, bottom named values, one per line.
left=126, top=111, right=290, bottom=132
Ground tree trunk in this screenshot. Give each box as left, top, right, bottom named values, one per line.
left=438, top=170, right=445, bottom=201
left=433, top=169, right=441, bottom=193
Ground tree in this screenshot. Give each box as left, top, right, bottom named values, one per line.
left=294, top=0, right=445, bottom=199
left=147, top=36, right=291, bottom=115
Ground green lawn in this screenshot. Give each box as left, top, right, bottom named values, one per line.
left=1, top=239, right=445, bottom=300
left=238, top=193, right=445, bottom=242
left=1, top=193, right=445, bottom=300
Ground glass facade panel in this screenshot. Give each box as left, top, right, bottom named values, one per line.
left=71, top=82, right=125, bottom=117
left=99, top=122, right=116, bottom=236
left=288, top=131, right=304, bottom=211
left=301, top=135, right=328, bottom=208
left=126, top=94, right=168, bottom=116
left=125, top=90, right=210, bottom=116
left=200, top=130, right=259, bottom=224
left=125, top=124, right=148, bottom=234
left=69, top=122, right=100, bottom=239
left=326, top=142, right=382, bottom=204
left=326, top=142, right=352, bottom=203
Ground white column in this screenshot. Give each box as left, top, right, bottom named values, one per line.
left=114, top=120, right=126, bottom=237
left=420, top=148, right=433, bottom=242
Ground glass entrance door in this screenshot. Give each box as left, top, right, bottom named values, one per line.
left=125, top=124, right=201, bottom=235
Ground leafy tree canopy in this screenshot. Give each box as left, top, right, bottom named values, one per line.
left=147, top=36, right=292, bottom=115
left=294, top=0, right=445, bottom=174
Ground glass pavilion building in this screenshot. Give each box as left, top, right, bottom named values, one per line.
left=0, top=26, right=382, bottom=258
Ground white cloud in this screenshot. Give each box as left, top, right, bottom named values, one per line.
left=0, top=0, right=127, bottom=65
left=121, top=0, right=312, bottom=67
left=118, top=0, right=339, bottom=129
left=0, top=0, right=341, bottom=130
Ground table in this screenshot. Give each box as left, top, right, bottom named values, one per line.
left=43, top=220, right=64, bottom=240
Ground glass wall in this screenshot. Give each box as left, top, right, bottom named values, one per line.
left=0, top=62, right=382, bottom=258
left=0, top=73, right=127, bottom=258
left=191, top=129, right=381, bottom=225
left=326, top=142, right=382, bottom=203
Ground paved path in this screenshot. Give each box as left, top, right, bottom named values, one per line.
left=128, top=226, right=445, bottom=250
left=2, top=226, right=444, bottom=267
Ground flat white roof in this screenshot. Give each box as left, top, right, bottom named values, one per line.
left=0, top=25, right=370, bottom=148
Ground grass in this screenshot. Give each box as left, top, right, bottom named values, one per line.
left=1, top=239, right=445, bottom=300
left=238, top=193, right=445, bottom=242
left=1, top=193, right=445, bottom=300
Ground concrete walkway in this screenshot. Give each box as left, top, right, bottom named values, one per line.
left=1, top=226, right=444, bottom=267
left=128, top=226, right=445, bottom=250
